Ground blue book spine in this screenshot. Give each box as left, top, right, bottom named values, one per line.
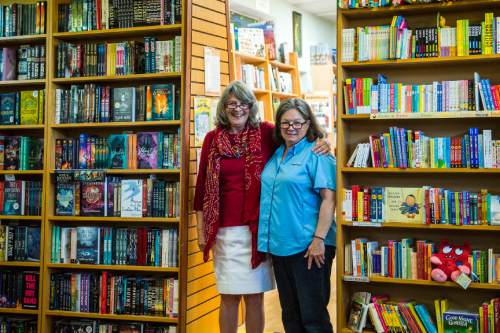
left=376, top=188, right=383, bottom=223
left=478, top=132, right=484, bottom=168
left=437, top=83, right=443, bottom=112
left=370, top=190, right=377, bottom=223
left=79, top=134, right=87, bottom=169
left=450, top=192, right=456, bottom=225
left=484, top=79, right=495, bottom=111
left=441, top=189, right=447, bottom=224
left=465, top=191, right=471, bottom=225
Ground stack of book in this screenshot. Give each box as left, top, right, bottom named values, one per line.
left=0, top=90, right=45, bottom=125
left=269, top=67, right=293, bottom=94
left=55, top=131, right=180, bottom=170
left=57, top=0, right=182, bottom=31
left=0, top=2, right=46, bottom=36
left=0, top=45, right=46, bottom=80
left=55, top=84, right=180, bottom=123
left=240, top=64, right=266, bottom=90
left=344, top=73, right=499, bottom=115
left=0, top=271, right=39, bottom=309
left=54, top=320, right=176, bottom=333
left=0, top=180, right=43, bottom=216
left=51, top=225, right=178, bottom=267
left=341, top=12, right=499, bottom=61
left=0, top=223, right=40, bottom=262
left=0, top=318, right=37, bottom=332
left=49, top=273, right=178, bottom=317
left=347, top=127, right=499, bottom=169
left=55, top=171, right=180, bottom=218
left=341, top=186, right=500, bottom=225
left=0, top=136, right=44, bottom=170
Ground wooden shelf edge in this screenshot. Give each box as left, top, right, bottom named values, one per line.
left=45, top=311, right=178, bottom=323
left=272, top=91, right=298, bottom=98
left=232, top=51, right=267, bottom=64
left=51, top=120, right=181, bottom=128
left=0, top=34, right=46, bottom=43
left=341, top=54, right=500, bottom=68
left=0, top=170, right=44, bottom=175
left=0, top=308, right=39, bottom=315
left=0, top=79, right=45, bottom=86
left=47, top=263, right=179, bottom=272
left=341, top=221, right=500, bottom=231
left=270, top=61, right=296, bottom=71
left=0, top=261, right=40, bottom=267
left=47, top=216, right=180, bottom=223
left=0, top=215, right=42, bottom=220
left=0, top=125, right=44, bottom=130
left=53, top=24, right=182, bottom=39
left=342, top=111, right=500, bottom=120
left=343, top=275, right=500, bottom=290
left=52, top=72, right=181, bottom=83
left=49, top=169, right=180, bottom=175
left=342, top=167, right=500, bottom=174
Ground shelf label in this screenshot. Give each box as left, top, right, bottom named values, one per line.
left=353, top=222, right=382, bottom=227
left=344, top=276, right=370, bottom=283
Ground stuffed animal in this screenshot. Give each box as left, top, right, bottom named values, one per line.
left=430, top=241, right=471, bottom=282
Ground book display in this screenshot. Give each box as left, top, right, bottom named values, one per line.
left=337, top=1, right=500, bottom=332
left=230, top=26, right=301, bottom=121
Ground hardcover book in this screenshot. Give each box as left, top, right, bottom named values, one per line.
left=3, top=180, right=21, bottom=215
left=384, top=187, right=424, bottom=223
left=1, top=47, right=16, bottom=81
left=0, top=93, right=16, bottom=125
left=108, top=134, right=128, bottom=169
left=22, top=272, right=39, bottom=309
left=112, top=87, right=136, bottom=122
left=27, top=226, right=40, bottom=261
left=55, top=171, right=75, bottom=216
left=27, top=138, right=44, bottom=170
left=121, top=179, right=143, bottom=218
left=491, top=195, right=500, bottom=225
left=20, top=90, right=40, bottom=125
left=151, top=84, right=175, bottom=120
left=4, top=136, right=20, bottom=170
left=76, top=227, right=99, bottom=264
left=443, top=310, right=479, bottom=333
left=81, top=180, right=105, bottom=216
left=137, top=132, right=160, bottom=169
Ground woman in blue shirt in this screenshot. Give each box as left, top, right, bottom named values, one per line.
left=258, top=98, right=336, bottom=333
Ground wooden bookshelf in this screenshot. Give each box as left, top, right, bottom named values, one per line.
left=336, top=1, right=500, bottom=332
left=51, top=71, right=182, bottom=84
left=45, top=311, right=179, bottom=324
left=231, top=49, right=301, bottom=122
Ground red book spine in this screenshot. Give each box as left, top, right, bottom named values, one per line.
left=388, top=240, right=393, bottom=278
left=483, top=303, right=489, bottom=333
left=494, top=298, right=500, bottom=333
left=142, top=180, right=147, bottom=217
left=101, top=271, right=107, bottom=313
left=351, top=185, right=360, bottom=222
left=96, top=0, right=102, bottom=30
left=355, top=78, right=362, bottom=110
left=424, top=189, right=431, bottom=225
left=363, top=188, right=370, bottom=222
left=491, top=86, right=500, bottom=110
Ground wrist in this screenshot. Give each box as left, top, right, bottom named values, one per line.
left=313, top=235, right=325, bottom=242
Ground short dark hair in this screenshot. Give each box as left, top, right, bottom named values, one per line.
left=274, top=98, right=324, bottom=145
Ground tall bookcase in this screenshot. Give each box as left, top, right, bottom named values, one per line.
left=336, top=1, right=500, bottom=332
left=0, top=0, right=51, bottom=330
left=231, top=50, right=301, bottom=122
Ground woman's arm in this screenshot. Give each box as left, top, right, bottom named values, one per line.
left=304, top=188, right=336, bottom=269
left=312, top=137, right=332, bottom=155
left=196, top=211, right=206, bottom=252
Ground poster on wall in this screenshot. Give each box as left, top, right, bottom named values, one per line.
left=292, top=11, right=302, bottom=57
left=194, top=96, right=218, bottom=147
left=204, top=47, right=221, bottom=96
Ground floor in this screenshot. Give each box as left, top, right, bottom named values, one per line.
left=238, top=259, right=337, bottom=333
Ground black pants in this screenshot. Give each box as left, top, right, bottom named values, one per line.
left=271, top=246, right=335, bottom=333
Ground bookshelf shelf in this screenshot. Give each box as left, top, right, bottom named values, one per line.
left=342, top=54, right=500, bottom=69
left=47, top=263, right=179, bottom=273
left=51, top=72, right=182, bottom=84
left=0, top=79, right=45, bottom=87
left=341, top=112, right=500, bottom=121
left=0, top=215, right=42, bottom=220
left=270, top=61, right=296, bottom=71
left=49, top=169, right=181, bottom=175
left=47, top=216, right=180, bottom=223
left=52, top=24, right=183, bottom=40
left=252, top=88, right=270, bottom=95
left=0, top=125, right=45, bottom=130
left=0, top=170, right=44, bottom=175
left=0, top=261, right=40, bottom=268
left=339, top=0, right=500, bottom=18
left=45, top=311, right=178, bottom=324
left=341, top=221, right=500, bottom=232
left=0, top=308, right=39, bottom=315
left=232, top=51, right=267, bottom=65
left=342, top=167, right=500, bottom=174
left=343, top=275, right=500, bottom=291
left=51, top=120, right=181, bottom=129
left=0, top=34, right=47, bottom=44
left=272, top=91, right=299, bottom=99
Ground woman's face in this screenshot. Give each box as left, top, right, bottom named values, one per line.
left=225, top=95, right=250, bottom=131
left=279, top=108, right=309, bottom=147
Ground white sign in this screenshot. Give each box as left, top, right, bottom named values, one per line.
left=204, top=47, right=221, bottom=96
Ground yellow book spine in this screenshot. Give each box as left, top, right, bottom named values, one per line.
left=479, top=306, right=484, bottom=333
left=408, top=303, right=427, bottom=333
left=357, top=190, right=363, bottom=222
left=434, top=299, right=442, bottom=333
left=457, top=20, right=462, bottom=57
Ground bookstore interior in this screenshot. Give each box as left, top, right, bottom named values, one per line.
left=0, top=0, right=499, bottom=332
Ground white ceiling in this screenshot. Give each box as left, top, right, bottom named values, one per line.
left=283, top=0, right=337, bottom=22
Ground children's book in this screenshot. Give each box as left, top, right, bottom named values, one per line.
left=348, top=291, right=371, bottom=333
left=120, top=179, right=143, bottom=218
left=384, top=187, right=424, bottom=223
left=443, top=309, right=479, bottom=333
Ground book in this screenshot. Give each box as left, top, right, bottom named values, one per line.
left=384, top=187, right=424, bottom=223
left=120, top=179, right=143, bottom=217
left=1, top=47, right=16, bottom=81
left=443, top=309, right=479, bottom=333
left=491, top=195, right=500, bottom=225
left=108, top=134, right=128, bottom=169
left=151, top=84, right=175, bottom=120
left=348, top=291, right=371, bottom=332
left=76, top=227, right=99, bottom=264
left=234, top=27, right=265, bottom=58
left=137, top=132, right=161, bottom=169
left=112, top=87, right=136, bottom=122
left=26, top=226, right=40, bottom=261
left=55, top=171, right=75, bottom=216
left=0, top=93, right=16, bottom=124
left=21, top=271, right=39, bottom=309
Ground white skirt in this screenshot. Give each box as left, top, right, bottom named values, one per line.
left=213, top=225, right=275, bottom=294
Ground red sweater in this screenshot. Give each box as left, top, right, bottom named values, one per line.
left=193, top=122, right=276, bottom=227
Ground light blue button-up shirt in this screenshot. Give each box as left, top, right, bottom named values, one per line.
left=258, top=137, right=336, bottom=256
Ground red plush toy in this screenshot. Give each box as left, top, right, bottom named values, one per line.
left=430, top=241, right=471, bottom=282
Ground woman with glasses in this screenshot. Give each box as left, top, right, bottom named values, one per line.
left=258, top=98, right=336, bottom=333
left=193, top=82, right=329, bottom=333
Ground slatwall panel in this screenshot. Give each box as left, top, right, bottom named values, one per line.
left=186, top=0, right=231, bottom=331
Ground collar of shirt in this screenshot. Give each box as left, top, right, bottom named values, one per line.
left=276, top=136, right=310, bottom=164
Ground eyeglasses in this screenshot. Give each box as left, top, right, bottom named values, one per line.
left=225, top=102, right=251, bottom=110
left=279, top=121, right=308, bottom=129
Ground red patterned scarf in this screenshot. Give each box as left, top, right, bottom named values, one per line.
left=203, top=125, right=265, bottom=268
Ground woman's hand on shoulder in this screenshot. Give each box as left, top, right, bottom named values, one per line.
left=304, top=237, right=326, bottom=269
left=312, top=138, right=331, bottom=156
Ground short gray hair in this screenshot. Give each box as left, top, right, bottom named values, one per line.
left=215, top=81, right=260, bottom=129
